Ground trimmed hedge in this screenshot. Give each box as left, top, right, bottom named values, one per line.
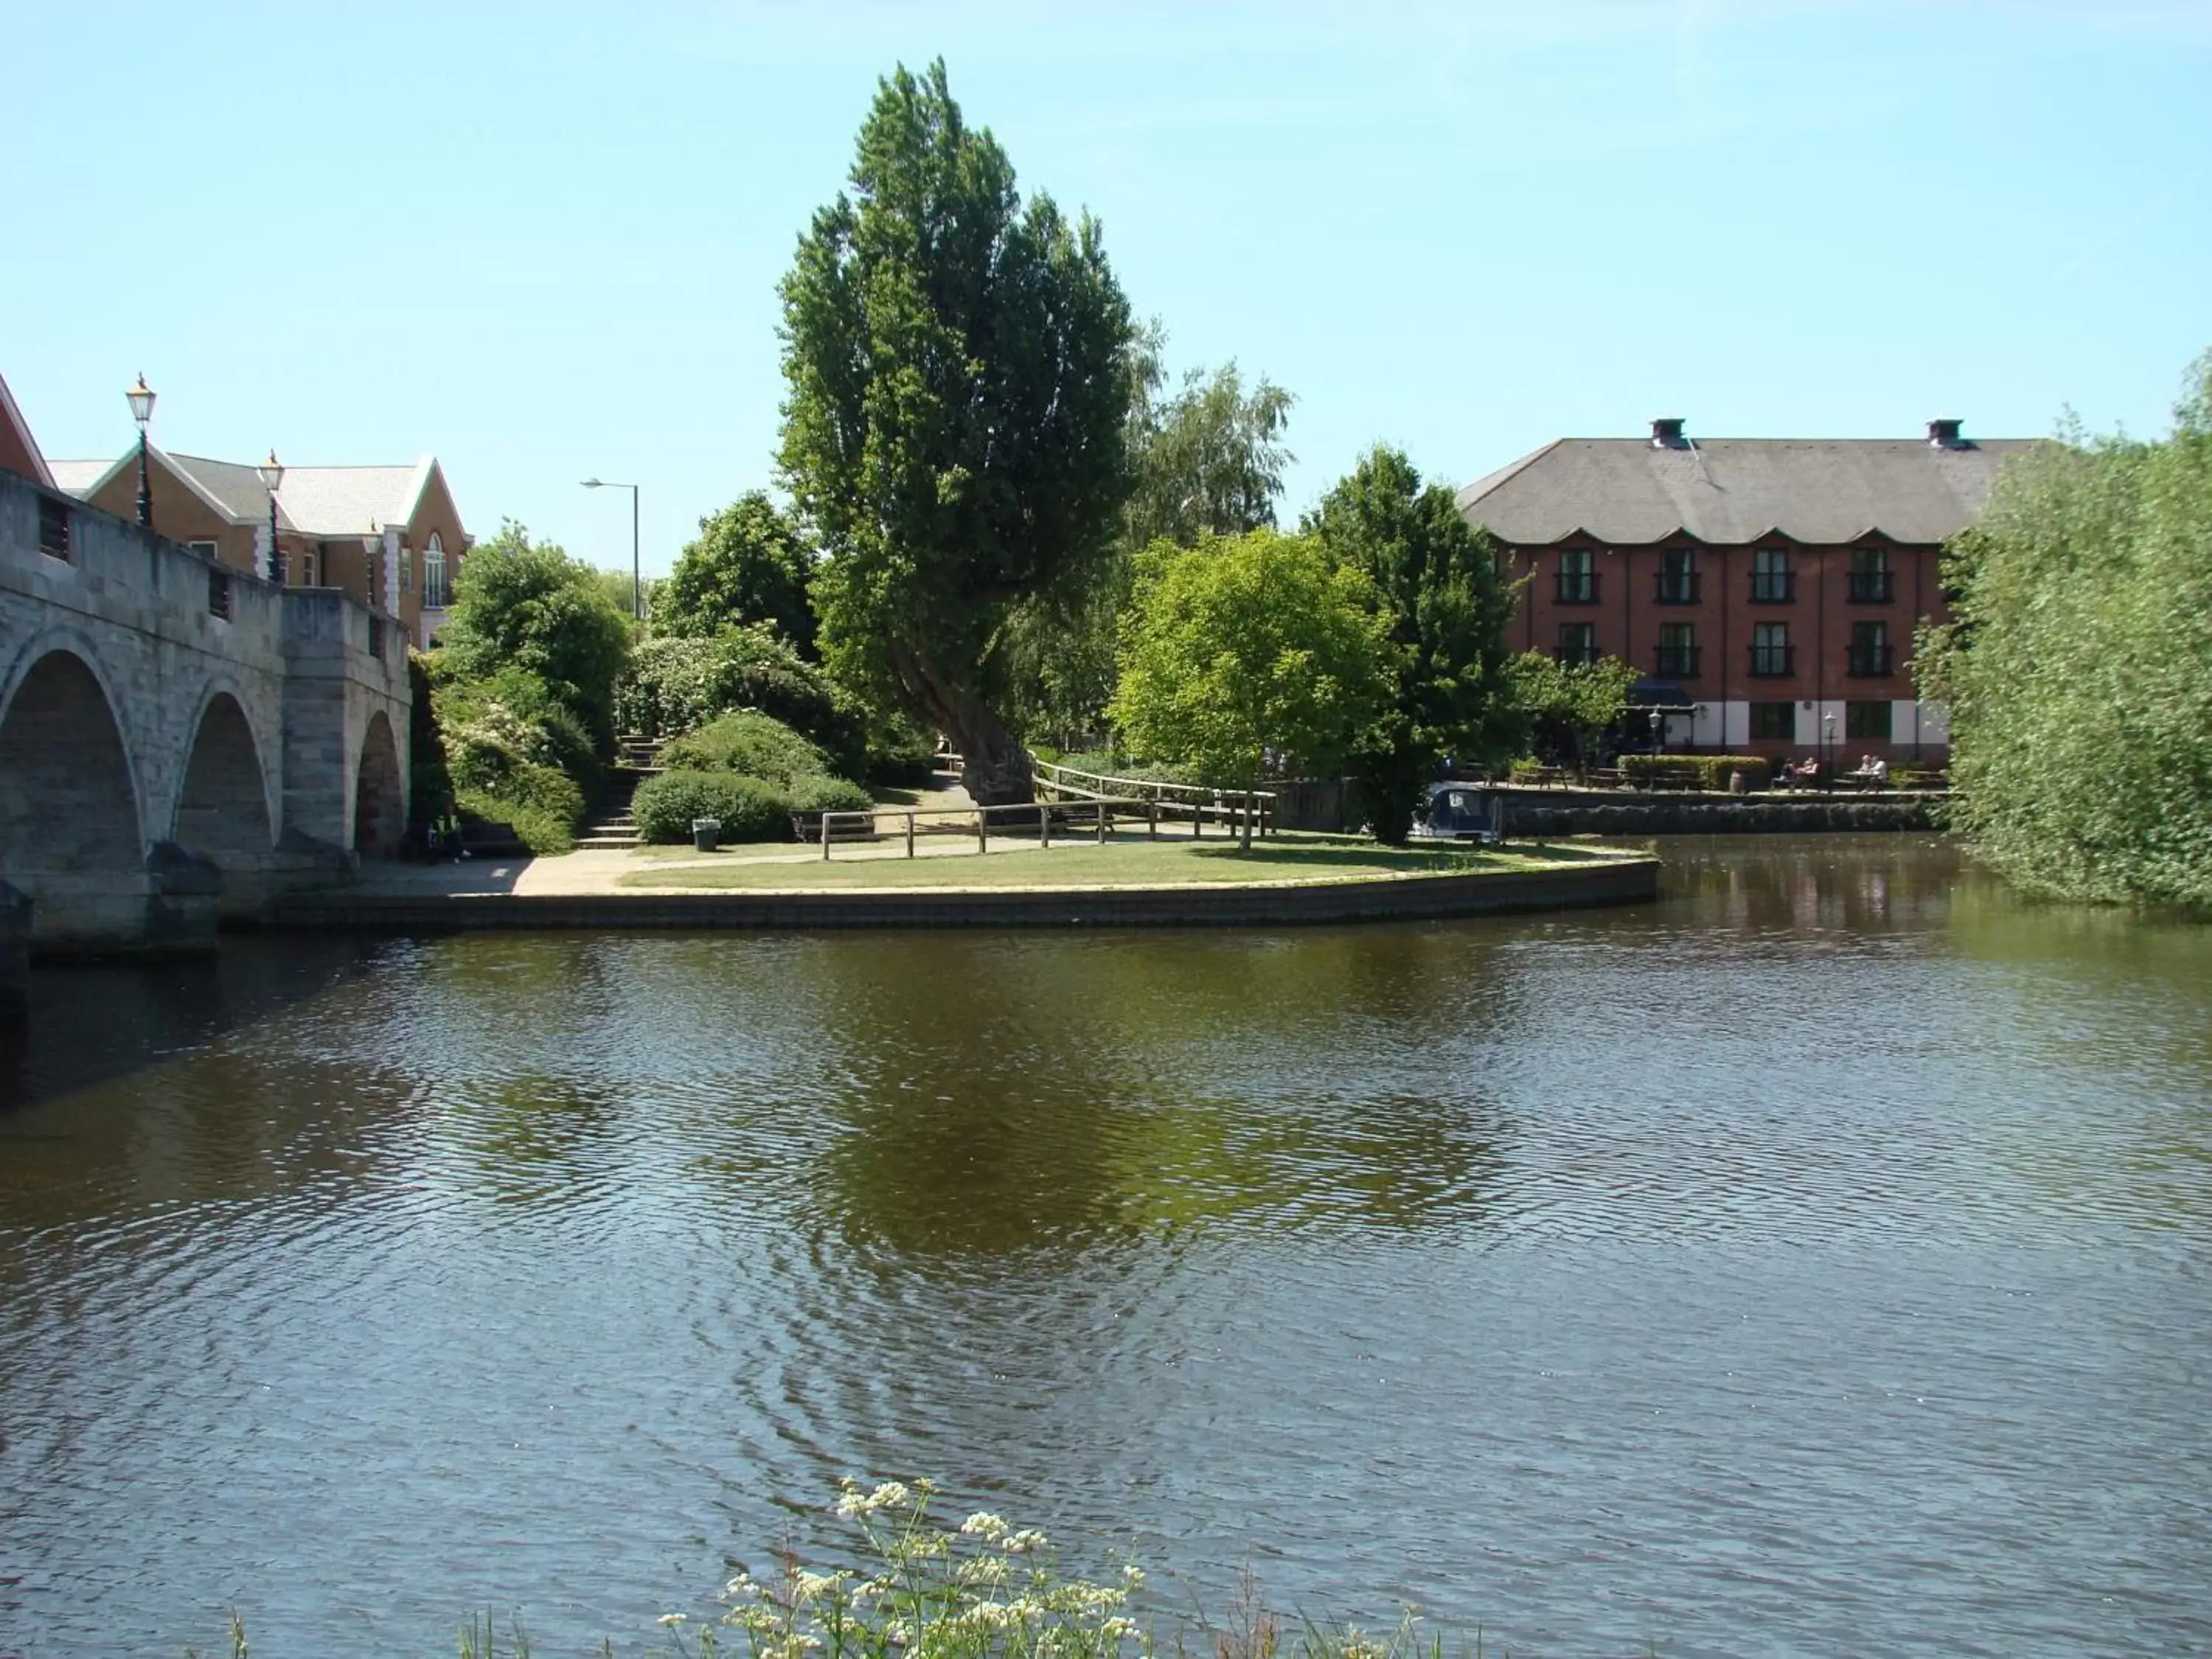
left=785, top=775, right=876, bottom=815
left=660, top=711, right=830, bottom=787
left=632, top=771, right=793, bottom=844
left=1620, top=754, right=1771, bottom=791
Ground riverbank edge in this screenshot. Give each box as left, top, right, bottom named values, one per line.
left=264, top=853, right=1659, bottom=932
left=1496, top=789, right=1935, bottom=836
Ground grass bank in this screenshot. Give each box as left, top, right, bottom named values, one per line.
left=616, top=832, right=1616, bottom=892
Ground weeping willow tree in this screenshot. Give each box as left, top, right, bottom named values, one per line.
left=1919, top=349, right=2212, bottom=909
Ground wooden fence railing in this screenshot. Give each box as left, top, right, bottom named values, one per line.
left=1032, top=759, right=1275, bottom=839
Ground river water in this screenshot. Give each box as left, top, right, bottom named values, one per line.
left=1, top=837, right=2207, bottom=1657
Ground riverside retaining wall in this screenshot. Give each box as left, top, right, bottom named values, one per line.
left=269, top=857, right=1659, bottom=933
left=1498, top=790, right=1935, bottom=837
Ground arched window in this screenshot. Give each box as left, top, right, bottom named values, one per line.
left=423, top=532, right=448, bottom=608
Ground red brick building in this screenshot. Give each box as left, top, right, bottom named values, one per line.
left=1456, top=419, right=2036, bottom=764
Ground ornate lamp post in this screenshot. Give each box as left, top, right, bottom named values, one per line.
left=256, top=450, right=285, bottom=584
left=1823, top=710, right=1837, bottom=791
left=125, top=373, right=156, bottom=528
left=1649, top=707, right=1664, bottom=754
left=581, top=476, right=640, bottom=619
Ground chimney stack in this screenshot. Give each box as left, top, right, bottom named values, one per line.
left=1927, top=418, right=1963, bottom=448
left=1650, top=417, right=1686, bottom=448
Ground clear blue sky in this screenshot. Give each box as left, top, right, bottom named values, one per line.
left=5, top=1, right=2207, bottom=578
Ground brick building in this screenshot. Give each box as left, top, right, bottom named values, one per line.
left=48, top=445, right=470, bottom=650
left=1456, top=419, right=2036, bottom=764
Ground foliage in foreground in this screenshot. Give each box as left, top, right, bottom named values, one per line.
left=1111, top=529, right=1390, bottom=791
left=190, top=1478, right=1476, bottom=1659
left=1921, top=349, right=2212, bottom=909
left=661, top=1478, right=1447, bottom=1659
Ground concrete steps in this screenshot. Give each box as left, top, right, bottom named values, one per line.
left=577, top=752, right=660, bottom=849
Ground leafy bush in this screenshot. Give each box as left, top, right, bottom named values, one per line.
left=1620, top=754, right=1771, bottom=790
left=455, top=762, right=584, bottom=855
left=660, top=710, right=830, bottom=786
left=433, top=664, right=604, bottom=805
left=438, top=521, right=630, bottom=752
left=632, top=771, right=793, bottom=844
left=785, top=774, right=875, bottom=815
left=616, top=627, right=866, bottom=776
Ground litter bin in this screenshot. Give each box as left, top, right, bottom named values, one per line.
left=1728, top=770, right=1747, bottom=795
left=692, top=817, right=721, bottom=852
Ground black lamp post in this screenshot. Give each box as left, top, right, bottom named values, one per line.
left=1823, top=711, right=1837, bottom=791
left=581, top=477, right=640, bottom=619
left=256, top=451, right=285, bottom=583
left=1649, top=708, right=1664, bottom=754
left=126, top=373, right=156, bottom=528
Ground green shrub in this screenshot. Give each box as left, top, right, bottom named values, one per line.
left=659, top=710, right=830, bottom=786
left=431, top=664, right=605, bottom=804
left=453, top=761, right=584, bottom=855
left=632, top=770, right=793, bottom=844
left=1620, top=753, right=1770, bottom=790
left=785, top=774, right=875, bottom=815
left=616, top=627, right=868, bottom=776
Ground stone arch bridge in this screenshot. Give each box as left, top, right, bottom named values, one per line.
left=0, top=470, right=408, bottom=964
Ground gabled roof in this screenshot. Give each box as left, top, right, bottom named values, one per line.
left=1455, top=435, right=2042, bottom=546
left=49, top=447, right=459, bottom=540
left=263, top=459, right=443, bottom=537
left=49, top=443, right=245, bottom=524
left=0, top=370, right=55, bottom=489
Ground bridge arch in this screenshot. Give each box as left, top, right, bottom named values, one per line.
left=0, top=645, right=145, bottom=892
left=353, top=709, right=404, bottom=859
left=171, top=689, right=276, bottom=861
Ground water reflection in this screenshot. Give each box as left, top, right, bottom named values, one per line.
left=1, top=839, right=2208, bottom=1658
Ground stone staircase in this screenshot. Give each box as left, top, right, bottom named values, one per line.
left=575, top=736, right=664, bottom=850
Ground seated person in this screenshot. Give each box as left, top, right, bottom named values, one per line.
left=1868, top=755, right=1889, bottom=784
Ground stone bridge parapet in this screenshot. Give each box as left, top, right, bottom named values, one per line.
left=0, top=470, right=409, bottom=961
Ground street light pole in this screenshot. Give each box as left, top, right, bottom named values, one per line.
left=581, top=477, right=641, bottom=619
left=257, top=451, right=285, bottom=584
left=126, top=373, right=156, bottom=529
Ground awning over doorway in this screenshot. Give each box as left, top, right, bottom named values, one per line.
left=1624, top=678, right=1694, bottom=709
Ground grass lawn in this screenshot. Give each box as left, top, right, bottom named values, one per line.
left=613, top=832, right=1627, bottom=891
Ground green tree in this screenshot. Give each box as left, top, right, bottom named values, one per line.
left=1919, top=349, right=2212, bottom=908
left=998, top=349, right=1297, bottom=748
left=778, top=58, right=1135, bottom=804
left=1507, top=652, right=1637, bottom=774
left=1306, top=445, right=1521, bottom=841
left=438, top=521, right=632, bottom=751
left=1125, top=359, right=1296, bottom=549
left=657, top=491, right=818, bottom=656
left=1110, top=529, right=1390, bottom=816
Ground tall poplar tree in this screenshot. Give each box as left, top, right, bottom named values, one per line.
left=778, top=59, right=1135, bottom=804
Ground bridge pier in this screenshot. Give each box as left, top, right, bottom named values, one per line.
left=0, top=880, right=28, bottom=1006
